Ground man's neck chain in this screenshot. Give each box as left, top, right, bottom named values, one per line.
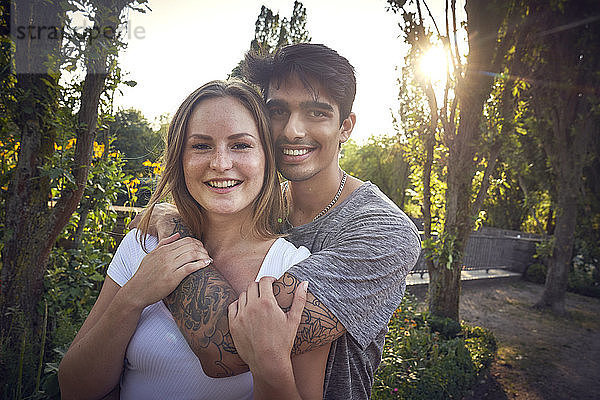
left=283, top=171, right=347, bottom=223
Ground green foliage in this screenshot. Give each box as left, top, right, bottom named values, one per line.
left=427, top=314, right=462, bottom=339
left=252, top=0, right=310, bottom=53
left=534, top=238, right=555, bottom=262
left=230, top=1, right=311, bottom=78
left=422, top=232, right=461, bottom=271
left=373, top=295, right=497, bottom=400
left=108, top=108, right=163, bottom=206
left=567, top=255, right=600, bottom=298
left=525, top=257, right=600, bottom=298
left=340, top=136, right=411, bottom=208
left=110, top=109, right=163, bottom=178
left=34, top=149, right=127, bottom=400
left=525, top=263, right=547, bottom=284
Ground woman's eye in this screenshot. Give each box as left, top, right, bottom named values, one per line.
left=232, top=143, right=252, bottom=150
left=192, top=143, right=210, bottom=150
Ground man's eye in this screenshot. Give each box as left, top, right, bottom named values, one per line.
left=232, top=143, right=252, bottom=150
left=310, top=110, right=327, bottom=118
left=269, top=108, right=287, bottom=117
left=191, top=143, right=210, bottom=150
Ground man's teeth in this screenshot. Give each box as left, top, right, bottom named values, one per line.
left=207, top=180, right=240, bottom=188
left=283, top=148, right=310, bottom=156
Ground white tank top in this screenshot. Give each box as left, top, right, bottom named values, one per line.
left=107, top=229, right=310, bottom=400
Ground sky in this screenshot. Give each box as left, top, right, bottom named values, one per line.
left=114, top=0, right=458, bottom=142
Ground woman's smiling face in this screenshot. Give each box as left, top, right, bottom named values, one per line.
left=183, top=96, right=265, bottom=217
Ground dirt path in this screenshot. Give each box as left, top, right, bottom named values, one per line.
left=455, top=280, right=600, bottom=400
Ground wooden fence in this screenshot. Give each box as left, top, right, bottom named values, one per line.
left=412, top=226, right=545, bottom=276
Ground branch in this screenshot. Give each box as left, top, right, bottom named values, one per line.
left=471, top=143, right=501, bottom=218
left=50, top=1, right=128, bottom=242
left=451, top=0, right=462, bottom=72
left=421, top=0, right=442, bottom=38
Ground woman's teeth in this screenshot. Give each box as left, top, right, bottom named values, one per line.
left=207, top=180, right=240, bottom=188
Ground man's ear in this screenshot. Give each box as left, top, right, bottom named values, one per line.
left=339, top=112, right=356, bottom=144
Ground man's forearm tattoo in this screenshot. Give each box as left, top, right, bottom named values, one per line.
left=165, top=218, right=343, bottom=369
left=274, top=273, right=345, bottom=355
left=163, top=268, right=245, bottom=377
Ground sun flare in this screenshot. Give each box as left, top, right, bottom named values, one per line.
left=418, top=46, right=449, bottom=83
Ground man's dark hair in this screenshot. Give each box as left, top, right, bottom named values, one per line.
left=243, top=43, right=356, bottom=125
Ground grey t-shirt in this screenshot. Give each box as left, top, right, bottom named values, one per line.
left=286, top=182, right=421, bottom=400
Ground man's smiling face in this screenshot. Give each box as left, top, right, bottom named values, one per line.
left=266, top=74, right=349, bottom=182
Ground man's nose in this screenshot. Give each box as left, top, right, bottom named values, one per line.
left=209, top=148, right=233, bottom=171
left=282, top=113, right=306, bottom=141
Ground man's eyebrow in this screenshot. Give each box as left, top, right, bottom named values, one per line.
left=300, top=101, right=334, bottom=112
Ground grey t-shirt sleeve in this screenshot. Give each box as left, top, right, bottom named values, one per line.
left=286, top=197, right=421, bottom=349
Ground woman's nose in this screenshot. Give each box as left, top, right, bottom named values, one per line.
left=209, top=149, right=233, bottom=171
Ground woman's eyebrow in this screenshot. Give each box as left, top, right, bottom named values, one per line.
left=187, top=133, right=212, bottom=141
left=228, top=133, right=256, bottom=140
left=187, top=133, right=256, bottom=140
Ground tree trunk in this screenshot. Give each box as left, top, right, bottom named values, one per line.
left=1, top=0, right=129, bottom=389
left=0, top=0, right=61, bottom=334
left=428, top=260, right=462, bottom=320
left=426, top=0, right=504, bottom=321
left=536, top=183, right=577, bottom=315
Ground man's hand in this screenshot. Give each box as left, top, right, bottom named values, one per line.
left=128, top=202, right=183, bottom=240
left=228, top=277, right=309, bottom=399
left=228, top=277, right=308, bottom=375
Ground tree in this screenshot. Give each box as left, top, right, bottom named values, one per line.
left=340, top=136, right=411, bottom=208
left=110, top=108, right=162, bottom=177
left=507, top=0, right=600, bottom=314
left=0, top=0, right=148, bottom=393
left=230, top=1, right=311, bottom=78
left=388, top=0, right=514, bottom=320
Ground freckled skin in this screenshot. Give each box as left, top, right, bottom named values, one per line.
left=183, top=96, right=265, bottom=217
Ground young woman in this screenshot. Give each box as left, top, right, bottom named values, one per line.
left=58, top=80, right=326, bottom=399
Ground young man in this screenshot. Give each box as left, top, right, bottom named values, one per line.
left=147, top=44, right=421, bottom=399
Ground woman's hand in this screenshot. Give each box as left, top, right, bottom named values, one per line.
left=122, top=233, right=212, bottom=310
left=228, top=277, right=308, bottom=375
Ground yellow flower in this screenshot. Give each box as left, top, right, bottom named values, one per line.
left=142, top=160, right=152, bottom=167
left=93, top=142, right=105, bottom=158
left=54, top=143, right=62, bottom=151
left=65, top=138, right=76, bottom=150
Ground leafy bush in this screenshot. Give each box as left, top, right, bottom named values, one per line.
left=372, top=295, right=497, bottom=400
left=567, top=255, right=600, bottom=298
left=525, top=257, right=600, bottom=298
left=525, top=263, right=547, bottom=284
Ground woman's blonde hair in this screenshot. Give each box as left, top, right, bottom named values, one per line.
left=138, top=80, right=284, bottom=243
